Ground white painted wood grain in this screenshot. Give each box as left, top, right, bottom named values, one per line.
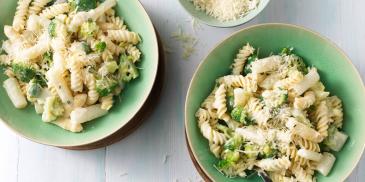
left=0, top=123, right=18, bottom=182
left=0, top=0, right=364, bottom=181
left=16, top=138, right=106, bottom=182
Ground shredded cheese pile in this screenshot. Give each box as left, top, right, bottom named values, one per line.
left=189, top=0, right=260, bottom=22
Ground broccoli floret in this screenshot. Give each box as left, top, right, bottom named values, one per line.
left=239, top=111, right=248, bottom=124
left=216, top=159, right=233, bottom=170
left=243, top=54, right=258, bottom=75
left=231, top=106, right=243, bottom=121
left=119, top=54, right=139, bottom=82
left=217, top=150, right=240, bottom=171
left=12, top=63, right=37, bottom=82
left=106, top=61, right=118, bottom=73
left=261, top=144, right=278, bottom=158
left=289, top=55, right=308, bottom=75
left=81, top=42, right=92, bottom=54
left=69, top=0, right=97, bottom=12
left=226, top=96, right=234, bottom=112
left=296, top=57, right=308, bottom=74
left=244, top=144, right=258, bottom=159
left=42, top=96, right=65, bottom=122
left=216, top=124, right=233, bottom=137
left=280, top=47, right=294, bottom=55
left=230, top=106, right=249, bottom=124
left=224, top=135, right=242, bottom=151
left=98, top=61, right=119, bottom=76
left=79, top=20, right=99, bottom=39
left=94, top=41, right=106, bottom=53
left=48, top=20, right=56, bottom=38
left=27, top=79, right=42, bottom=98
left=223, top=150, right=240, bottom=163
left=43, top=51, right=53, bottom=64
left=95, top=76, right=118, bottom=97
left=278, top=93, right=288, bottom=106
left=35, top=73, right=48, bottom=87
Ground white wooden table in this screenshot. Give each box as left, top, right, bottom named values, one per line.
left=1, top=0, right=364, bottom=181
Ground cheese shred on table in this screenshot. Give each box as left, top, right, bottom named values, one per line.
left=189, top=0, right=260, bottom=22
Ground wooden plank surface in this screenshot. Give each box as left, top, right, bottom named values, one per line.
left=0, top=0, right=364, bottom=181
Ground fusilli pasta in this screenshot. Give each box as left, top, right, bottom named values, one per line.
left=1, top=0, right=142, bottom=132
left=195, top=45, right=347, bottom=181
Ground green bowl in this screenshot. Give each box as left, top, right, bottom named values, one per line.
left=0, top=0, right=159, bottom=147
left=178, top=0, right=270, bottom=27
left=185, top=23, right=365, bottom=181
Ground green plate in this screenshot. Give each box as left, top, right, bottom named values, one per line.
left=0, top=0, right=159, bottom=147
left=185, top=23, right=365, bottom=181
left=178, top=0, right=270, bottom=28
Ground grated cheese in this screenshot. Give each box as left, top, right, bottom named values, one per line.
left=189, top=0, right=260, bottom=22
left=171, top=26, right=198, bottom=60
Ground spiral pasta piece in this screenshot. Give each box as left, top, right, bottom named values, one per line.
left=29, top=0, right=52, bottom=15
left=291, top=164, right=314, bottom=182
left=195, top=108, right=211, bottom=125
left=201, top=89, right=218, bottom=120
left=209, top=142, right=222, bottom=158
left=19, top=32, right=51, bottom=60
left=107, top=30, right=141, bottom=45
left=294, top=91, right=316, bottom=110
left=268, top=172, right=294, bottom=182
left=213, top=84, right=227, bottom=119
left=231, top=43, right=254, bottom=75
left=219, top=75, right=257, bottom=92
left=100, top=35, right=123, bottom=55
left=12, top=0, right=32, bottom=32
left=40, top=3, right=70, bottom=19
left=294, top=136, right=320, bottom=152
left=256, top=157, right=291, bottom=172
left=69, top=56, right=84, bottom=92
left=313, top=101, right=333, bottom=138
left=98, top=22, right=120, bottom=32
left=107, top=16, right=126, bottom=30
left=327, top=96, right=343, bottom=128
left=199, top=121, right=226, bottom=145
left=244, top=97, right=269, bottom=126
left=85, top=73, right=99, bottom=105
left=274, top=70, right=304, bottom=90
left=287, top=145, right=309, bottom=166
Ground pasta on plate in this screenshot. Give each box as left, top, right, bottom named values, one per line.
left=0, top=0, right=142, bottom=132
left=195, top=44, right=348, bottom=181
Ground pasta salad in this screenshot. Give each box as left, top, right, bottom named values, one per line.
left=0, top=0, right=142, bottom=132
left=195, top=44, right=348, bottom=181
